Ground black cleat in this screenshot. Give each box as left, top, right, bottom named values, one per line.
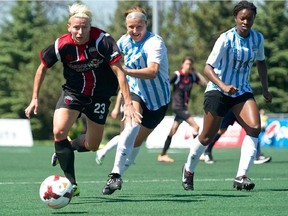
left=182, top=165, right=194, bottom=190
left=233, top=176, right=255, bottom=191
left=102, top=173, right=123, bottom=195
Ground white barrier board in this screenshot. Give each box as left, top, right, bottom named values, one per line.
left=0, top=119, right=33, bottom=147
left=146, top=116, right=203, bottom=149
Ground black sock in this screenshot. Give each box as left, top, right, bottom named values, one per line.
left=205, top=133, right=221, bottom=154
left=55, top=139, right=76, bottom=185
left=162, top=136, right=172, bottom=155
left=71, top=134, right=90, bottom=152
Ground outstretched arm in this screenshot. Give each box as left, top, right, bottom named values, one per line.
left=110, top=61, right=142, bottom=125
left=25, top=62, right=48, bottom=118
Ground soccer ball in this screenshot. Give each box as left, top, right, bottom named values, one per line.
left=39, top=175, right=73, bottom=209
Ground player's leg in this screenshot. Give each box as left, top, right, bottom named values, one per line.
left=182, top=90, right=225, bottom=190
left=158, top=120, right=180, bottom=162
left=125, top=104, right=168, bottom=170
left=232, top=94, right=260, bottom=191
left=124, top=125, right=153, bottom=170
left=96, top=106, right=125, bottom=165
left=96, top=135, right=120, bottom=165
left=185, top=115, right=200, bottom=137
left=254, top=141, right=272, bottom=164
left=102, top=100, right=142, bottom=195
left=102, top=102, right=168, bottom=195
left=183, top=111, right=223, bottom=190
left=201, top=110, right=235, bottom=164
left=53, top=107, right=79, bottom=194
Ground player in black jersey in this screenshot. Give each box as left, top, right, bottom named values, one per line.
left=24, top=3, right=141, bottom=196
left=158, top=57, right=207, bottom=162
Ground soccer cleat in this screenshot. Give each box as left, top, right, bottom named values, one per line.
left=72, top=184, right=80, bottom=197
left=233, top=176, right=255, bottom=191
left=102, top=173, right=123, bottom=195
left=204, top=153, right=214, bottom=164
left=200, top=153, right=214, bottom=164
left=51, top=153, right=59, bottom=167
left=254, top=155, right=272, bottom=165
left=182, top=165, right=194, bottom=190
left=95, top=150, right=105, bottom=165
left=157, top=154, right=175, bottom=162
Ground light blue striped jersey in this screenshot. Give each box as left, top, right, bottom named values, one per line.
left=117, top=32, right=170, bottom=110
left=205, top=27, right=265, bottom=97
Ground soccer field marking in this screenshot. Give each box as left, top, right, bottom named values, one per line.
left=0, top=177, right=285, bottom=186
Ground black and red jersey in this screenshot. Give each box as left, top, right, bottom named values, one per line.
left=40, top=27, right=121, bottom=98
left=170, top=70, right=200, bottom=110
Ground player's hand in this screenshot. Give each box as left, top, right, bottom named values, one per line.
left=263, top=90, right=272, bottom=103
left=122, top=102, right=142, bottom=125
left=223, top=85, right=238, bottom=95
left=24, top=99, right=38, bottom=119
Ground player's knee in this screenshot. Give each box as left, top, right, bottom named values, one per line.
left=85, top=141, right=100, bottom=151
left=244, top=124, right=261, bottom=137
left=198, top=136, right=212, bottom=146
left=53, top=128, right=67, bottom=140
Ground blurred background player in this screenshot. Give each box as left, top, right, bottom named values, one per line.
left=158, top=56, right=207, bottom=162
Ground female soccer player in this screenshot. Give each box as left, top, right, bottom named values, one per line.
left=182, top=0, right=272, bottom=191
left=102, top=6, right=170, bottom=195
left=24, top=3, right=141, bottom=196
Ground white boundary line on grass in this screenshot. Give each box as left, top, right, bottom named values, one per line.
left=0, top=177, right=287, bottom=185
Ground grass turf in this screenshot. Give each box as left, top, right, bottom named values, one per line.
left=1, top=144, right=287, bottom=216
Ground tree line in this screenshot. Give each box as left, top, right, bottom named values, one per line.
left=0, top=0, right=287, bottom=140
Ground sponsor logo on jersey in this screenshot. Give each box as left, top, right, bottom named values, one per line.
left=88, top=47, right=97, bottom=57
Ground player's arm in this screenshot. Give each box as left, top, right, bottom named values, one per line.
left=195, top=71, right=208, bottom=87
left=204, top=64, right=238, bottom=95
left=25, top=62, right=48, bottom=118
left=256, top=60, right=272, bottom=103
left=125, top=62, right=159, bottom=79
left=110, top=61, right=142, bottom=124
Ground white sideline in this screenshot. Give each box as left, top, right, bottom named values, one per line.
left=0, top=177, right=285, bottom=185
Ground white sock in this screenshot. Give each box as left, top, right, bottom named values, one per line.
left=236, top=135, right=257, bottom=177
left=123, top=146, right=141, bottom=174
left=111, top=123, right=140, bottom=176
left=100, top=135, right=120, bottom=156
left=185, top=136, right=205, bottom=173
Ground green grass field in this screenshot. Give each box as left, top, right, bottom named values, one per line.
left=1, top=144, right=287, bottom=216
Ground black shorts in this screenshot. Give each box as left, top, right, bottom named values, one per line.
left=204, top=90, right=255, bottom=117
left=173, top=109, right=191, bottom=123
left=131, top=93, right=168, bottom=129
left=56, top=89, right=111, bottom=125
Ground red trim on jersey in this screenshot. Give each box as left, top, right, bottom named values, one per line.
left=77, top=45, right=87, bottom=61
left=58, top=34, right=73, bottom=48
left=109, top=55, right=122, bottom=65
left=40, top=52, right=49, bottom=68
left=83, top=71, right=95, bottom=95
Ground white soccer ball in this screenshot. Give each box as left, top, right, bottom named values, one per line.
left=39, top=175, right=73, bottom=209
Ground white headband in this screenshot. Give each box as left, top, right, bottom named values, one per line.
left=71, top=12, right=89, bottom=19
left=126, top=12, right=147, bottom=21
